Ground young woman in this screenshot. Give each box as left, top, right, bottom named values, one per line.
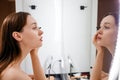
left=0, top=12, right=46, bottom=80
left=90, top=12, right=119, bottom=80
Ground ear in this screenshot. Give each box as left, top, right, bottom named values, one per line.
left=12, top=31, right=22, bottom=41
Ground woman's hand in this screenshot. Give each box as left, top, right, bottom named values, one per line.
left=30, top=48, right=39, bottom=55
left=93, top=32, right=104, bottom=54
left=30, top=48, right=47, bottom=80
left=28, top=74, right=35, bottom=80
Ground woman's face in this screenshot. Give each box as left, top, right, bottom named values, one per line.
left=20, top=15, right=43, bottom=49
left=96, top=15, right=118, bottom=48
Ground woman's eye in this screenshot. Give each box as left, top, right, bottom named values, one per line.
left=38, top=27, right=41, bottom=29
left=97, top=26, right=101, bottom=30
left=32, top=26, right=37, bottom=29
left=104, top=26, right=110, bottom=29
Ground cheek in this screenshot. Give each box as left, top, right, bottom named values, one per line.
left=113, top=33, right=118, bottom=42
left=22, top=31, right=37, bottom=43
left=108, top=32, right=118, bottom=42
left=25, top=30, right=37, bottom=38
left=22, top=34, right=40, bottom=48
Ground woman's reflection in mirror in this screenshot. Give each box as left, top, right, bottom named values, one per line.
left=90, top=12, right=119, bottom=80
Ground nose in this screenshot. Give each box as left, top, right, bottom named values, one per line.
left=97, top=28, right=103, bottom=34
left=38, top=29, right=43, bottom=35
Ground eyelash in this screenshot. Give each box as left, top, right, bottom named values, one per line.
left=38, top=27, right=41, bottom=29
left=32, top=26, right=37, bottom=29
left=33, top=26, right=41, bottom=30
left=97, top=26, right=110, bottom=30
left=104, top=26, right=110, bottom=29
left=96, top=26, right=100, bottom=30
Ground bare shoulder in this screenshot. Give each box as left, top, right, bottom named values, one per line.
left=1, top=68, right=32, bottom=80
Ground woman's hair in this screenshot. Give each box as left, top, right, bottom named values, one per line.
left=104, top=12, right=119, bottom=26
left=0, top=12, right=30, bottom=74
left=97, top=12, right=119, bottom=30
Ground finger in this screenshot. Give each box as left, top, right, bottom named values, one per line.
left=28, top=74, right=35, bottom=79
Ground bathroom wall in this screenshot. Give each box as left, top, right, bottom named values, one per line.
left=16, top=0, right=97, bottom=74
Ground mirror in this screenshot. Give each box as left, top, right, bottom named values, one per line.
left=0, top=0, right=119, bottom=80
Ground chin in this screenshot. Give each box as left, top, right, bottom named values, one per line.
left=97, top=41, right=101, bottom=44
left=97, top=42, right=104, bottom=46
left=38, top=43, right=43, bottom=47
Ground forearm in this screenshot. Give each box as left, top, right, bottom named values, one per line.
left=90, top=51, right=104, bottom=80
left=30, top=53, right=46, bottom=80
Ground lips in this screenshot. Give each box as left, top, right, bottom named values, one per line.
left=40, top=36, right=43, bottom=41
left=97, top=35, right=102, bottom=40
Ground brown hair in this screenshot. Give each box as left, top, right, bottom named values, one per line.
left=104, top=12, right=119, bottom=26
left=97, top=12, right=119, bottom=30
left=0, top=12, right=30, bottom=74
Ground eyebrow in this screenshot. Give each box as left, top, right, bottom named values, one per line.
left=31, top=22, right=37, bottom=25
left=104, top=22, right=111, bottom=25
left=100, top=22, right=111, bottom=27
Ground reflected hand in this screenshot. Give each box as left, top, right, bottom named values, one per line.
left=93, top=32, right=104, bottom=53
left=28, top=74, right=35, bottom=80
left=93, top=32, right=99, bottom=47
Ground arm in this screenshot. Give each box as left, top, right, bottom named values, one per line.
left=90, top=32, right=104, bottom=80
left=90, top=49, right=104, bottom=80
left=30, top=48, right=46, bottom=80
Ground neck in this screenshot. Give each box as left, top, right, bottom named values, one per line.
left=13, top=46, right=30, bottom=68
left=107, top=44, right=116, bottom=57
